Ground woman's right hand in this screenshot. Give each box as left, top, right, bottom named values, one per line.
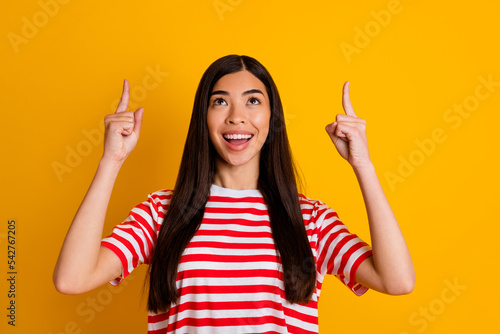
left=102, top=79, right=144, bottom=163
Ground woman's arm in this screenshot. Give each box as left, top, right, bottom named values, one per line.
left=325, top=82, right=415, bottom=295
left=351, top=163, right=415, bottom=295
left=53, top=80, right=145, bottom=294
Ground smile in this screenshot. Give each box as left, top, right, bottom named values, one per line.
left=223, top=134, right=253, bottom=141
left=222, top=133, right=254, bottom=151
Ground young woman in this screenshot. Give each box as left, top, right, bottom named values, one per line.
left=53, top=55, right=415, bottom=333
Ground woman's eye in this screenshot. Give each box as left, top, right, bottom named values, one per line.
left=248, top=97, right=260, bottom=105
left=213, top=98, right=227, bottom=105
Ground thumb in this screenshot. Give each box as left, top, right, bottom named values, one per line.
left=133, top=107, right=145, bottom=137
left=325, top=122, right=337, bottom=137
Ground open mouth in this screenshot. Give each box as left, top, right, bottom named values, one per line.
left=223, top=133, right=253, bottom=145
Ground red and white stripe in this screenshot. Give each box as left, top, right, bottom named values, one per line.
left=101, top=185, right=372, bottom=333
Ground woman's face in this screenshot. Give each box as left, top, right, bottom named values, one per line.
left=207, top=70, right=271, bottom=168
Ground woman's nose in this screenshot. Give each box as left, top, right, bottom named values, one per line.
left=226, top=104, right=246, bottom=124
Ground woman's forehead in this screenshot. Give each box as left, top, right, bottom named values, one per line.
left=212, top=70, right=267, bottom=93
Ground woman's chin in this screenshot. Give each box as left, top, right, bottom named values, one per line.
left=223, top=157, right=251, bottom=167
left=216, top=152, right=260, bottom=169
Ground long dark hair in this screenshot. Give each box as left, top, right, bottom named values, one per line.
left=146, top=55, right=316, bottom=313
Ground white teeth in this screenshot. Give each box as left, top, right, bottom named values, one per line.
left=224, top=134, right=252, bottom=140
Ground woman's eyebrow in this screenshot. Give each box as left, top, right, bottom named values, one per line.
left=210, top=89, right=264, bottom=96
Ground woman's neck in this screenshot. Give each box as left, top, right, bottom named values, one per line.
left=212, top=156, right=260, bottom=190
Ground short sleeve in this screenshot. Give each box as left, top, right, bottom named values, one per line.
left=312, top=200, right=373, bottom=296
left=100, top=190, right=172, bottom=286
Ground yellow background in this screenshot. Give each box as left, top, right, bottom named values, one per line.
left=2, top=0, right=499, bottom=333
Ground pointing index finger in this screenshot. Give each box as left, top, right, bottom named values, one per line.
left=116, top=79, right=130, bottom=113
left=342, top=81, right=357, bottom=117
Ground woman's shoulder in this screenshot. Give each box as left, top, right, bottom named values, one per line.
left=147, top=188, right=174, bottom=200
left=298, top=193, right=328, bottom=209
left=298, top=193, right=339, bottom=222
left=140, top=189, right=174, bottom=214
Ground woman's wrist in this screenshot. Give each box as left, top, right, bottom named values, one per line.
left=97, top=156, right=124, bottom=181
left=352, top=161, right=376, bottom=178
left=99, top=155, right=125, bottom=169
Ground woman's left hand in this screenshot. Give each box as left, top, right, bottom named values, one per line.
left=325, top=82, right=372, bottom=169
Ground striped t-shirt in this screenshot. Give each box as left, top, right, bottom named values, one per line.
left=100, top=184, right=372, bottom=334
